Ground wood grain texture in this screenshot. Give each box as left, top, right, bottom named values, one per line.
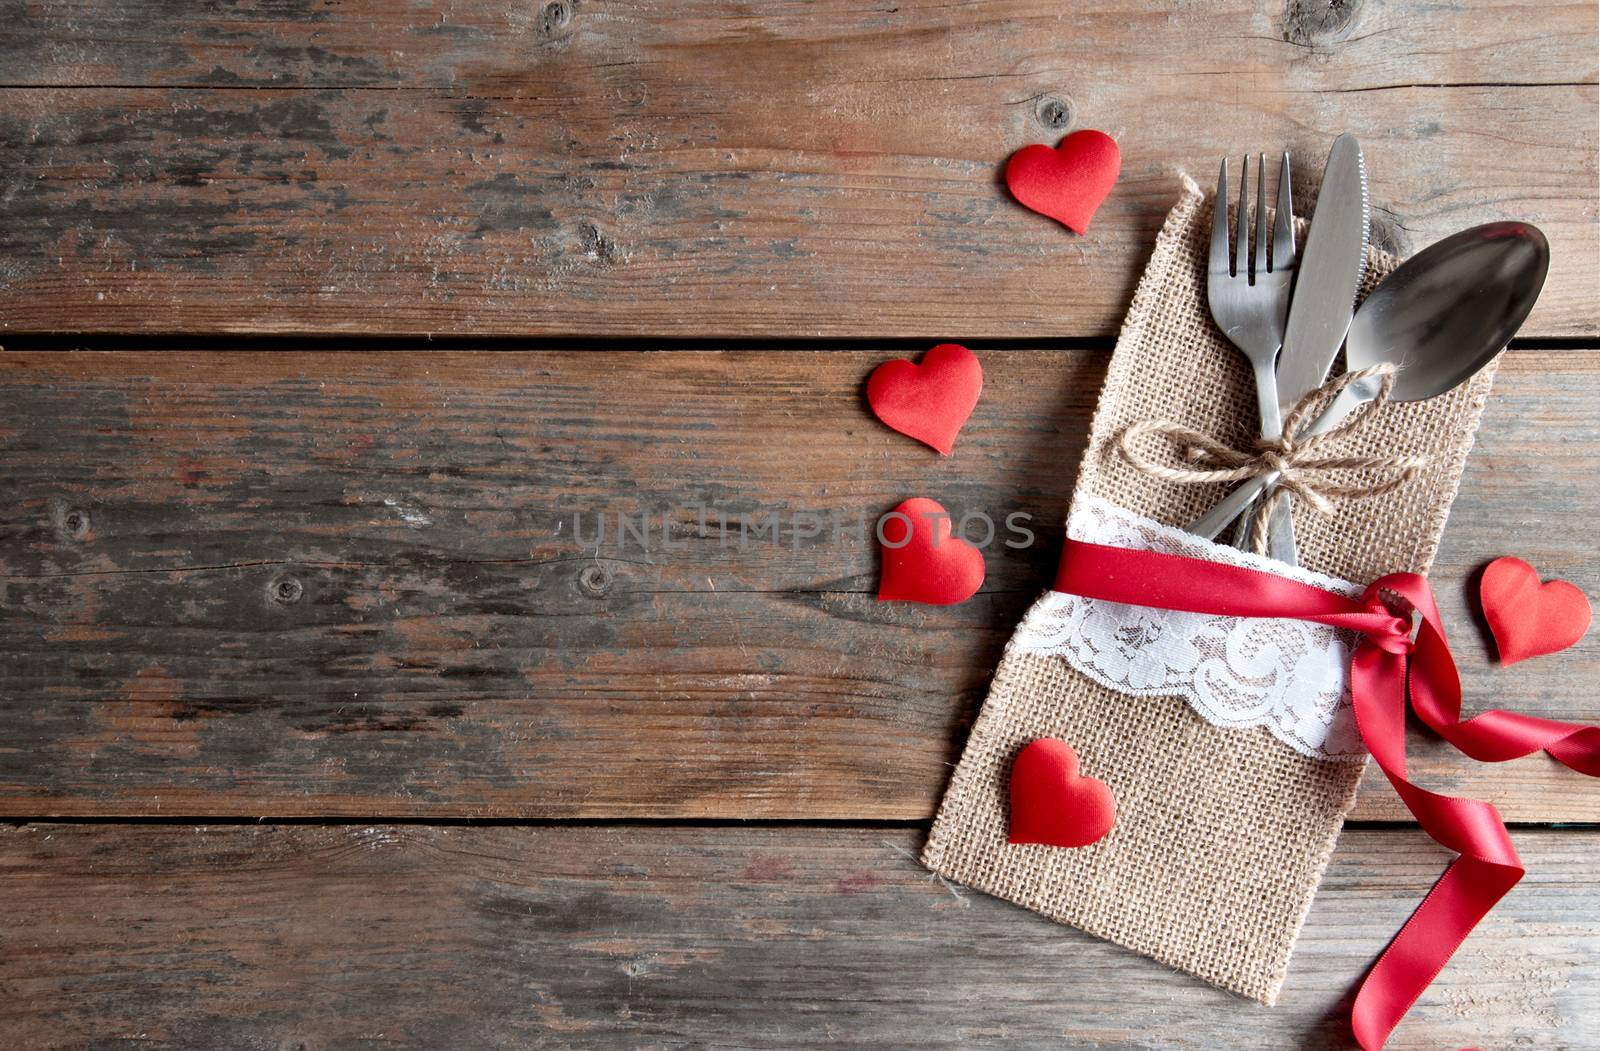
left=0, top=1, right=1594, bottom=338
left=1, top=348, right=1595, bottom=821
left=0, top=823, right=1595, bottom=1049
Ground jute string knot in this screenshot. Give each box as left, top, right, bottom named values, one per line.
left=1116, top=362, right=1430, bottom=555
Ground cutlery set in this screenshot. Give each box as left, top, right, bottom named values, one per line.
left=1192, top=134, right=1549, bottom=565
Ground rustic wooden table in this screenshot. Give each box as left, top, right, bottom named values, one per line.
left=1, top=3, right=1596, bottom=1048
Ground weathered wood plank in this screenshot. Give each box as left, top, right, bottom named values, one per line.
left=1, top=349, right=1596, bottom=820
left=0, top=824, right=1594, bottom=1049
left=0, top=1, right=1593, bottom=337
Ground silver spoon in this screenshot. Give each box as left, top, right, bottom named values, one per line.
left=1190, top=221, right=1550, bottom=540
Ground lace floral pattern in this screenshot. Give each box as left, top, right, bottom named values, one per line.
left=1010, top=497, right=1367, bottom=762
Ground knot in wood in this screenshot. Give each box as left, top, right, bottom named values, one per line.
left=1285, top=0, right=1362, bottom=47
left=1367, top=206, right=1412, bottom=258
left=538, top=0, right=575, bottom=39
left=578, top=564, right=613, bottom=598
left=269, top=576, right=305, bottom=605
left=576, top=220, right=622, bottom=267
left=62, top=509, right=91, bottom=540
left=1034, top=95, right=1073, bottom=131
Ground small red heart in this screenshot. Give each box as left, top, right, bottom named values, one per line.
left=1005, top=129, right=1122, bottom=234
left=1008, top=738, right=1115, bottom=849
left=866, top=343, right=982, bottom=455
left=1480, top=557, right=1591, bottom=665
left=877, top=496, right=985, bottom=605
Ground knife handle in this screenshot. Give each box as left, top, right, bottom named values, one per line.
left=1209, top=470, right=1298, bottom=560
left=1264, top=490, right=1298, bottom=563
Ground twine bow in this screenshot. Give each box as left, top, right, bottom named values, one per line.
left=1117, top=363, right=1429, bottom=554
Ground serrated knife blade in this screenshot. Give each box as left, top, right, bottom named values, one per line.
left=1275, top=133, right=1370, bottom=406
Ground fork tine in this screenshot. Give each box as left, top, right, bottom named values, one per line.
left=1235, top=154, right=1250, bottom=280
left=1211, top=157, right=1230, bottom=276
left=1273, top=151, right=1295, bottom=271
left=1253, top=153, right=1268, bottom=279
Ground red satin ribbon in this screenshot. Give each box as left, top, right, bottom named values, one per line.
left=1052, top=539, right=1600, bottom=1050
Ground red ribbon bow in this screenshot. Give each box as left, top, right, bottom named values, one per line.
left=1051, top=539, right=1600, bottom=1050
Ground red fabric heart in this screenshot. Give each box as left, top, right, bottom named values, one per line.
left=1480, top=556, right=1592, bottom=665
left=1005, top=129, right=1122, bottom=234
left=877, top=496, right=984, bottom=605
left=1008, top=738, right=1115, bottom=848
left=866, top=343, right=982, bottom=455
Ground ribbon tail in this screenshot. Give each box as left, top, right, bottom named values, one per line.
left=1546, top=729, right=1600, bottom=775
left=1352, top=855, right=1523, bottom=1051
left=1348, top=642, right=1526, bottom=1050
left=1432, top=711, right=1600, bottom=771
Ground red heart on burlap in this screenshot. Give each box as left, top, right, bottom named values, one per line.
left=1480, top=556, right=1592, bottom=665
left=1004, top=129, right=1122, bottom=234
left=1008, top=738, right=1115, bottom=848
left=866, top=343, right=982, bottom=456
left=877, top=496, right=984, bottom=605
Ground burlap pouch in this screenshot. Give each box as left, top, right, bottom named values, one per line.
left=922, top=179, right=1498, bottom=1004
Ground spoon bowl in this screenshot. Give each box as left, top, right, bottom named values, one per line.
left=1346, top=221, right=1549, bottom=401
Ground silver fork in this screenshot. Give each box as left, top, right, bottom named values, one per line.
left=1201, top=153, right=1297, bottom=558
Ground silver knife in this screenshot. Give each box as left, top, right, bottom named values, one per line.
left=1260, top=133, right=1369, bottom=564
left=1276, top=134, right=1370, bottom=406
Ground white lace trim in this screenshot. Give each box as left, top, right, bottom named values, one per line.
left=1009, top=497, right=1367, bottom=762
